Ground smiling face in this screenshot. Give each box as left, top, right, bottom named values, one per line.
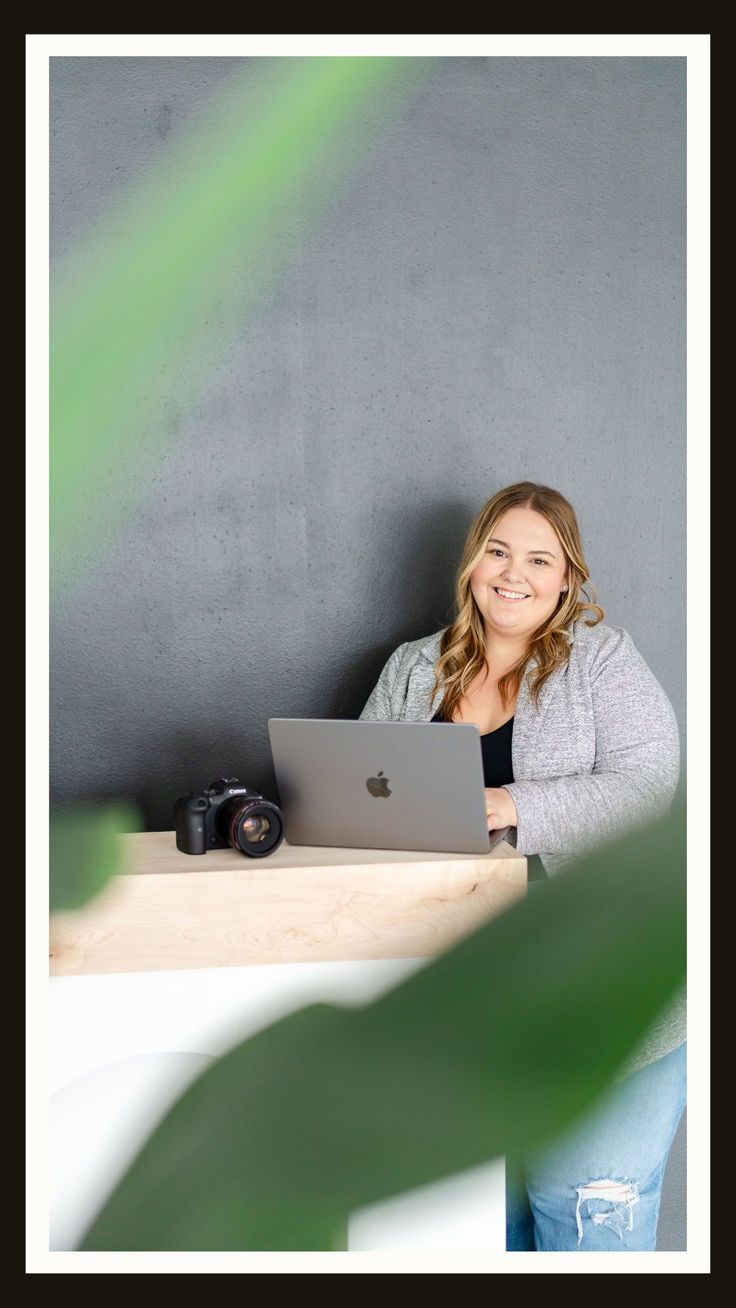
left=470, top=505, right=569, bottom=651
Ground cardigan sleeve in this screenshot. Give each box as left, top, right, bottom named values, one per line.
left=358, top=642, right=409, bottom=722
left=503, top=628, right=681, bottom=859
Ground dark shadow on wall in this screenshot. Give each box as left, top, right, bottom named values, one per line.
left=146, top=496, right=466, bottom=826
left=318, top=497, right=472, bottom=721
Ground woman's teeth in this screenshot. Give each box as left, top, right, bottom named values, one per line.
left=494, top=587, right=529, bottom=601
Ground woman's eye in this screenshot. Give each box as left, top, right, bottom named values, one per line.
left=487, top=548, right=548, bottom=566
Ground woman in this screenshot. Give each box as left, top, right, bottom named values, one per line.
left=358, top=481, right=686, bottom=1251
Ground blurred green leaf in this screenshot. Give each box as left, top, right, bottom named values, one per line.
left=80, top=791, right=684, bottom=1251
left=50, top=803, right=140, bottom=912
left=50, top=58, right=422, bottom=587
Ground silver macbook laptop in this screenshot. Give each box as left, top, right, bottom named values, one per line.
left=267, top=718, right=510, bottom=855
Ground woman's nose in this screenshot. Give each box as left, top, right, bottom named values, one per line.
left=502, top=561, right=527, bottom=581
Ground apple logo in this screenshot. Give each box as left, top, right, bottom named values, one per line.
left=366, top=770, right=392, bottom=798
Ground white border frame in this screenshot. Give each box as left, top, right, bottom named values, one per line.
left=28, top=33, right=710, bottom=1274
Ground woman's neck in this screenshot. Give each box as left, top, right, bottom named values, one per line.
left=483, top=632, right=531, bottom=675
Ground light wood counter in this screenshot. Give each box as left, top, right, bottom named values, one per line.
left=49, top=832, right=527, bottom=976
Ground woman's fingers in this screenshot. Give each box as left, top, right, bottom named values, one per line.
left=483, top=786, right=517, bottom=832
left=485, top=795, right=501, bottom=831
left=484, top=788, right=504, bottom=832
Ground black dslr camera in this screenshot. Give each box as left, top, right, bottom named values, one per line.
left=175, top=777, right=286, bottom=857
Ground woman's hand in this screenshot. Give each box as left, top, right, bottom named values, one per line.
left=484, top=786, right=518, bottom=833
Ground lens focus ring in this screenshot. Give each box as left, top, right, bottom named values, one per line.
left=226, top=799, right=285, bottom=857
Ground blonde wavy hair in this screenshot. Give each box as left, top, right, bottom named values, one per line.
left=429, top=482, right=604, bottom=718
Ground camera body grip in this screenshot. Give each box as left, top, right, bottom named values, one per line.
left=174, top=794, right=209, bottom=855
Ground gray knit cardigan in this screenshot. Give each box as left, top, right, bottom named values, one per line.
left=358, top=618, right=685, bottom=1080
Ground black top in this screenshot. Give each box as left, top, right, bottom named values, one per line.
left=430, top=707, right=547, bottom=881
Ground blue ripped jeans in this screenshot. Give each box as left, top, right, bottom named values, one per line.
left=505, top=1040, right=687, bottom=1251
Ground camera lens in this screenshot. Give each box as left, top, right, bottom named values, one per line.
left=242, top=813, right=265, bottom=835
left=217, top=796, right=285, bottom=857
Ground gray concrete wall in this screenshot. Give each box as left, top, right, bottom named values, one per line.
left=50, top=55, right=686, bottom=1250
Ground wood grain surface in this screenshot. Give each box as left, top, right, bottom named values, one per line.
left=49, top=832, right=527, bottom=976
